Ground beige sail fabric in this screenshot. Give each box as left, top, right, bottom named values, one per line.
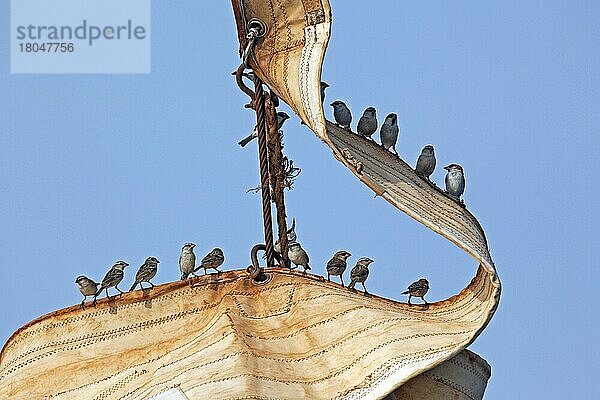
left=0, top=1, right=500, bottom=398
left=0, top=269, right=492, bottom=399
left=232, top=0, right=500, bottom=398
left=233, top=0, right=331, bottom=137
left=386, top=350, right=491, bottom=400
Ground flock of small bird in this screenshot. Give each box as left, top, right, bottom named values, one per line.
left=326, top=251, right=429, bottom=305
left=276, top=222, right=429, bottom=303
left=76, top=76, right=469, bottom=310
left=76, top=223, right=429, bottom=309
left=234, top=73, right=466, bottom=201
left=329, top=98, right=466, bottom=201
left=75, top=245, right=225, bottom=309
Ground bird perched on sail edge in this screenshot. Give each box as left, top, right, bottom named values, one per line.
left=326, top=250, right=352, bottom=286
left=357, top=107, right=378, bottom=140
left=194, top=248, right=225, bottom=274
left=129, top=257, right=160, bottom=292
left=444, top=164, right=466, bottom=200
left=238, top=112, right=290, bottom=147
left=402, top=278, right=430, bottom=305
left=380, top=113, right=399, bottom=155
left=179, top=243, right=197, bottom=280
left=288, top=242, right=310, bottom=273
left=94, top=261, right=129, bottom=303
left=415, top=145, right=436, bottom=180
left=330, top=100, right=352, bottom=130
left=75, top=276, right=99, bottom=309
left=348, top=257, right=374, bottom=294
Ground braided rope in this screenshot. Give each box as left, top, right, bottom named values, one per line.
left=265, top=94, right=290, bottom=267
left=254, top=80, right=275, bottom=272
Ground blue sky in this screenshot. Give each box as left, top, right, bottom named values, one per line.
left=0, top=1, right=598, bottom=398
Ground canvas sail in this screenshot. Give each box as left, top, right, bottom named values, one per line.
left=0, top=2, right=500, bottom=399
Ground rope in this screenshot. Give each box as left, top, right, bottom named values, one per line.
left=232, top=17, right=276, bottom=280
left=253, top=79, right=275, bottom=277
left=265, top=94, right=290, bottom=267
left=234, top=17, right=287, bottom=278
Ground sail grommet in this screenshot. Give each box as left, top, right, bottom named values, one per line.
left=247, top=18, right=267, bottom=38
left=242, top=19, right=267, bottom=67
left=251, top=272, right=273, bottom=286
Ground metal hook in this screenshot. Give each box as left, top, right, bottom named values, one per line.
left=235, top=18, right=268, bottom=108
left=247, top=244, right=284, bottom=282
left=235, top=63, right=255, bottom=107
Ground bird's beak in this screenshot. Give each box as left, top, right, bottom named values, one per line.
left=329, top=102, right=335, bottom=106
left=444, top=165, right=450, bottom=171
left=231, top=70, right=237, bottom=75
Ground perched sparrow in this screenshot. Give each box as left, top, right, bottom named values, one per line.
left=415, top=145, right=436, bottom=180
left=380, top=113, right=399, bottom=155
left=320, top=81, right=329, bottom=104
left=288, top=242, right=310, bottom=273
left=444, top=164, right=466, bottom=200
left=330, top=100, right=352, bottom=129
left=94, top=261, right=129, bottom=302
left=326, top=250, right=352, bottom=286
left=357, top=107, right=378, bottom=140
left=348, top=257, right=374, bottom=294
left=238, top=112, right=290, bottom=147
left=179, top=242, right=197, bottom=280
left=75, top=275, right=99, bottom=309
left=129, top=256, right=160, bottom=291
left=194, top=248, right=225, bottom=274
left=402, top=278, right=430, bottom=305
left=274, top=218, right=296, bottom=254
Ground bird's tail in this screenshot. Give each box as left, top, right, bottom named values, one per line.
left=94, top=286, right=104, bottom=297
left=238, top=133, right=256, bottom=147
left=180, top=273, right=189, bottom=280
left=129, top=282, right=138, bottom=292
left=192, top=264, right=203, bottom=273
